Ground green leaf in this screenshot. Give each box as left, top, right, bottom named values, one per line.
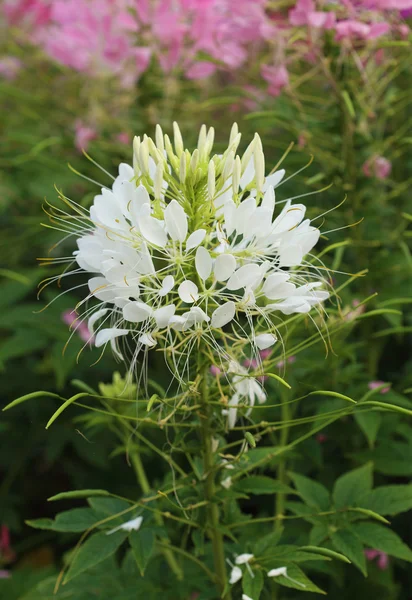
left=309, top=524, right=328, bottom=546
left=65, top=531, right=128, bottom=582
left=129, top=529, right=155, bottom=576
left=308, top=390, right=356, bottom=404
left=253, top=531, right=282, bottom=556
left=300, top=546, right=351, bottom=564
left=243, top=569, right=264, bottom=599
left=354, top=411, right=382, bottom=446
left=330, top=529, right=367, bottom=576
left=269, top=563, right=326, bottom=594
left=289, top=473, right=330, bottom=510
left=234, top=476, right=293, bottom=495
left=359, top=484, right=412, bottom=516
left=353, top=522, right=412, bottom=562
left=333, top=463, right=373, bottom=509
left=348, top=508, right=389, bottom=524
left=48, top=489, right=110, bottom=502
left=27, top=509, right=98, bottom=532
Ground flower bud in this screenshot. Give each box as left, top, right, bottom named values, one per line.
left=208, top=160, right=216, bottom=199
left=173, top=121, right=184, bottom=157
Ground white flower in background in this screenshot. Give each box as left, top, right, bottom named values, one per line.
left=227, top=552, right=255, bottom=586
left=50, top=122, right=329, bottom=380
left=242, top=595, right=254, bottom=600
left=221, top=360, right=267, bottom=428
left=106, top=515, right=143, bottom=535
left=268, top=566, right=306, bottom=587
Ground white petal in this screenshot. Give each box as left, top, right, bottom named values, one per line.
left=88, top=308, right=109, bottom=335
left=278, top=245, right=303, bottom=267
left=95, top=328, right=129, bottom=348
left=154, top=304, right=175, bottom=328
left=186, top=228, right=206, bottom=251
left=221, top=476, right=232, bottom=490
left=228, top=394, right=239, bottom=429
left=129, top=185, right=151, bottom=228
left=254, top=333, right=277, bottom=350
left=229, top=565, right=243, bottom=585
left=123, top=301, right=152, bottom=323
left=168, top=315, right=187, bottom=331
left=234, top=196, right=256, bottom=234
left=178, top=280, right=199, bottom=303
left=195, top=246, right=212, bottom=281
left=88, top=277, right=116, bottom=302
left=242, top=595, right=254, bottom=600
left=235, top=553, right=254, bottom=565
left=267, top=567, right=288, bottom=578
left=264, top=168, right=285, bottom=190
left=139, top=215, right=167, bottom=247
left=211, top=301, right=235, bottom=328
left=226, top=264, right=261, bottom=291
left=214, top=254, right=236, bottom=282
left=158, top=275, right=174, bottom=296
left=106, top=516, right=143, bottom=535
left=164, top=199, right=188, bottom=242
left=139, top=332, right=157, bottom=347
left=261, top=184, right=275, bottom=212
left=181, top=306, right=210, bottom=330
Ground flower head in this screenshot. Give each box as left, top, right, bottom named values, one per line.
left=47, top=123, right=330, bottom=385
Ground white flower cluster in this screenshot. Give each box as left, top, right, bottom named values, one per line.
left=65, top=123, right=328, bottom=372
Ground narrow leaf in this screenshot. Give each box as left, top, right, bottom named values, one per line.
left=130, top=529, right=155, bottom=576
left=48, top=489, right=110, bottom=502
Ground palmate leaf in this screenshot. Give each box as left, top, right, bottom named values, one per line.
left=27, top=508, right=98, bottom=532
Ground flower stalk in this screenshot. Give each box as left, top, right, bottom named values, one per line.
left=199, top=355, right=232, bottom=599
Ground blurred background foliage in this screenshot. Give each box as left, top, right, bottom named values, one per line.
left=1, top=1, right=412, bottom=598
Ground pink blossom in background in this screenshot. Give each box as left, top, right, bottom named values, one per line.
left=277, top=356, right=296, bottom=369
left=368, top=380, right=390, bottom=394
left=116, top=132, right=131, bottom=145
left=362, top=155, right=392, bottom=179
left=316, top=433, right=328, bottom=443
left=0, top=525, right=15, bottom=562
left=0, top=570, right=10, bottom=579
left=289, top=0, right=336, bottom=29
left=210, top=365, right=222, bottom=376
left=364, top=549, right=389, bottom=570
left=261, top=64, right=289, bottom=96
left=335, top=19, right=390, bottom=41
left=3, top=0, right=51, bottom=27
left=344, top=298, right=366, bottom=321
left=62, top=309, right=94, bottom=344
left=74, top=121, right=97, bottom=152
left=0, top=57, right=22, bottom=80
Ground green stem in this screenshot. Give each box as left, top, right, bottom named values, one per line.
left=199, top=359, right=232, bottom=600
left=130, top=448, right=184, bottom=580
left=274, top=390, right=290, bottom=532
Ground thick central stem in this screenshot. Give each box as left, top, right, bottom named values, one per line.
left=275, top=389, right=290, bottom=532
left=199, top=358, right=232, bottom=600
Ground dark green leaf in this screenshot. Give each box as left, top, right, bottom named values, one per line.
left=27, top=509, right=97, bottom=532
left=330, top=529, right=367, bottom=575
left=129, top=529, right=155, bottom=576
left=253, top=530, right=282, bottom=556
left=354, top=411, right=381, bottom=446
left=333, top=463, right=373, bottom=509
left=359, top=484, right=412, bottom=516
left=243, top=569, right=264, bottom=599
left=353, top=522, right=412, bottom=562
left=289, top=473, right=330, bottom=510
left=65, top=531, right=128, bottom=583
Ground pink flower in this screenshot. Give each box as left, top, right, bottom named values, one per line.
left=289, top=0, right=335, bottom=29
left=210, top=365, right=222, bottom=376
left=344, top=298, right=366, bottom=321
left=116, top=132, right=131, bottom=145
left=364, top=549, right=389, bottom=570
left=335, top=19, right=390, bottom=41
left=362, top=155, right=392, bottom=179
left=0, top=570, right=10, bottom=579
left=277, top=356, right=296, bottom=369
left=74, top=121, right=97, bottom=152
left=62, top=309, right=94, bottom=345
left=368, top=381, right=390, bottom=394
left=0, top=525, right=15, bottom=562
left=261, top=64, right=289, bottom=97
left=0, top=56, right=22, bottom=80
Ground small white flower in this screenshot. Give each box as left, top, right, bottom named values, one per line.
left=235, top=553, right=254, bottom=565
left=267, top=566, right=306, bottom=588
left=221, top=476, right=232, bottom=489
left=229, top=565, right=243, bottom=584
left=242, top=595, right=254, bottom=600
left=106, top=516, right=143, bottom=535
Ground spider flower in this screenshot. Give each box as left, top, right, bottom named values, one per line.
left=48, top=123, right=329, bottom=381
